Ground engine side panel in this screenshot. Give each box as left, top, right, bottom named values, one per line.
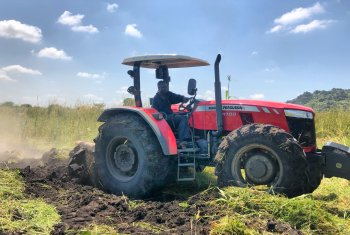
left=190, top=100, right=316, bottom=152
left=191, top=104, right=289, bottom=132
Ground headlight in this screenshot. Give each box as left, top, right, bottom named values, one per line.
left=284, top=109, right=313, bottom=119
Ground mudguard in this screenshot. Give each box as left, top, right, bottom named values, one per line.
left=98, top=107, right=178, bottom=156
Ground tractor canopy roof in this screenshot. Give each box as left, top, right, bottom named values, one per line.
left=122, top=54, right=209, bottom=69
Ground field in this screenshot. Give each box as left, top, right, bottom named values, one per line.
left=0, top=105, right=349, bottom=234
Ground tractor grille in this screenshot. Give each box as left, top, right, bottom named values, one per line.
left=286, top=117, right=316, bottom=147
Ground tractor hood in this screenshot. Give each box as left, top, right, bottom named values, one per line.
left=197, top=99, right=314, bottom=113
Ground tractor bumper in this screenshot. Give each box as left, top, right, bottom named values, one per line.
left=322, top=142, right=350, bottom=180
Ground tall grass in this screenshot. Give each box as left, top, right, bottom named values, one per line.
left=0, top=105, right=349, bottom=155
left=1, top=106, right=348, bottom=152
left=0, top=105, right=102, bottom=151
left=315, top=109, right=350, bottom=146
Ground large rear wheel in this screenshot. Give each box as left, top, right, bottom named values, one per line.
left=215, top=124, right=309, bottom=197
left=94, top=113, right=170, bottom=198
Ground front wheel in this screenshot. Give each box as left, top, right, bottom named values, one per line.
left=94, top=113, right=171, bottom=198
left=215, top=124, right=309, bottom=197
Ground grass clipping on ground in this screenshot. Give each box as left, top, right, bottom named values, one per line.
left=0, top=169, right=60, bottom=234
left=211, top=178, right=350, bottom=235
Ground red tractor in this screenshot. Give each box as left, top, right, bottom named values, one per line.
left=93, top=54, right=350, bottom=198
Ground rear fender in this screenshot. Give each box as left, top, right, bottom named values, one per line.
left=98, top=107, right=177, bottom=155
left=322, top=142, right=350, bottom=180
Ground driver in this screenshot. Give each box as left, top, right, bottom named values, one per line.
left=152, top=80, right=192, bottom=147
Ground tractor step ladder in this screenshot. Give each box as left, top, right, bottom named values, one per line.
left=177, top=147, right=200, bottom=181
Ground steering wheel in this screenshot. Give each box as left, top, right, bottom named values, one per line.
left=178, top=97, right=195, bottom=112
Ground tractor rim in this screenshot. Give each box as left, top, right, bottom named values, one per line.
left=231, top=144, right=282, bottom=186
left=107, top=137, right=139, bottom=182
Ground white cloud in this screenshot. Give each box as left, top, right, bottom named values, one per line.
left=77, top=72, right=104, bottom=79
left=198, top=90, right=214, bottom=100
left=22, top=96, right=38, bottom=103
left=36, top=47, right=72, bottom=60
left=0, top=70, right=15, bottom=82
left=0, top=65, right=42, bottom=82
left=0, top=20, right=42, bottom=43
left=249, top=93, right=265, bottom=100
left=82, top=94, right=104, bottom=103
left=2, top=65, right=42, bottom=75
left=290, top=20, right=334, bottom=33
left=57, top=11, right=98, bottom=34
left=71, top=25, right=99, bottom=33
left=264, top=67, right=279, bottom=72
left=264, top=79, right=275, bottom=84
left=268, top=25, right=283, bottom=33
left=268, top=2, right=328, bottom=34
left=77, top=72, right=105, bottom=83
left=125, top=24, right=142, bottom=38
left=275, top=2, right=324, bottom=25
left=198, top=89, right=235, bottom=100
left=251, top=51, right=259, bottom=56
left=57, top=11, right=84, bottom=26
left=116, top=86, right=130, bottom=95
left=107, top=3, right=119, bottom=13
left=107, top=99, right=123, bottom=107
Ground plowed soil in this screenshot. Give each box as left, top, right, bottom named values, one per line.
left=1, top=147, right=302, bottom=235
left=1, top=148, right=220, bottom=234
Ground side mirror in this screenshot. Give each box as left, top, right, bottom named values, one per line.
left=127, top=86, right=136, bottom=95
left=188, top=78, right=197, bottom=96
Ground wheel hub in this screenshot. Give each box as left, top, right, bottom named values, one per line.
left=113, top=144, right=135, bottom=172
left=244, top=153, right=277, bottom=185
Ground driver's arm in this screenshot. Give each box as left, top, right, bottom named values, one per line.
left=169, top=92, right=188, bottom=104
left=182, top=97, right=190, bottom=103
left=151, top=96, right=160, bottom=111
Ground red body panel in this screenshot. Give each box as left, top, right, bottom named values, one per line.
left=186, top=99, right=316, bottom=152
left=140, top=108, right=178, bottom=155
left=99, top=107, right=178, bottom=155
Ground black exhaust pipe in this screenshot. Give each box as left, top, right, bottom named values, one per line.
left=214, top=54, right=223, bottom=136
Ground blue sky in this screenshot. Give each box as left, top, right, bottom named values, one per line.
left=0, top=0, right=349, bottom=107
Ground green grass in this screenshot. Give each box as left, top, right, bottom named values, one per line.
left=210, top=216, right=257, bottom=235
left=312, top=178, right=350, bottom=220
left=0, top=169, right=60, bottom=234
left=315, top=109, right=350, bottom=146
left=214, top=186, right=350, bottom=234
left=0, top=170, right=25, bottom=199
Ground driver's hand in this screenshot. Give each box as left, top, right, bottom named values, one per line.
left=183, top=97, right=190, bottom=103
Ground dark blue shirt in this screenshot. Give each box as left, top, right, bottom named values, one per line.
left=152, top=91, right=184, bottom=114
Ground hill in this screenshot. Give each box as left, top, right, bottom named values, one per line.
left=287, top=88, right=350, bottom=111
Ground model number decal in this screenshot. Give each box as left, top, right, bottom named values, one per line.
left=223, top=112, right=237, bottom=116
